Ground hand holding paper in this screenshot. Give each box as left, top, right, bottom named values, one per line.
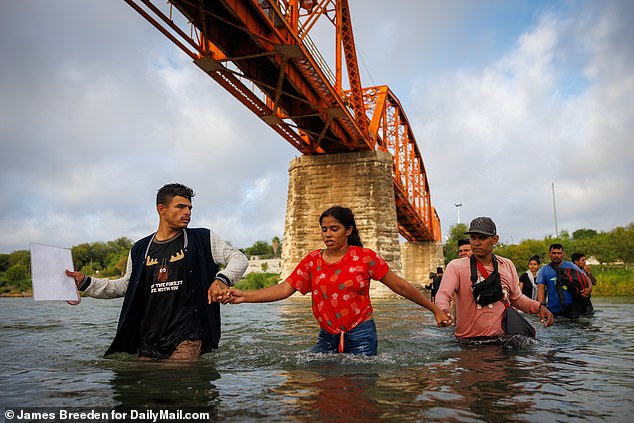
left=30, top=243, right=80, bottom=305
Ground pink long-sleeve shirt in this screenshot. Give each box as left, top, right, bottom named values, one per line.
left=435, top=255, right=540, bottom=339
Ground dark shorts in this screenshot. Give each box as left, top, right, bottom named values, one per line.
left=312, top=319, right=378, bottom=356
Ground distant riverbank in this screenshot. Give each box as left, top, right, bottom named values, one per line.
left=0, top=291, right=32, bottom=297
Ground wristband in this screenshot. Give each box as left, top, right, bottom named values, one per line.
left=214, top=273, right=231, bottom=287
left=78, top=275, right=92, bottom=291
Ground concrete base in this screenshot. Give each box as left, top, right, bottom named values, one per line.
left=401, top=241, right=445, bottom=289
left=281, top=151, right=401, bottom=287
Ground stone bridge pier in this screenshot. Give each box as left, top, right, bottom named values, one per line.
left=280, top=151, right=443, bottom=296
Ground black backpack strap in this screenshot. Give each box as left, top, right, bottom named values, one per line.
left=470, top=255, right=478, bottom=285
left=471, top=255, right=498, bottom=286
left=548, top=263, right=567, bottom=304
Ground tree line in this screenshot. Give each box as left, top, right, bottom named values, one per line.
left=443, top=222, right=634, bottom=272
left=240, top=236, right=281, bottom=259
left=0, top=237, right=134, bottom=294
left=2, top=224, right=632, bottom=295
left=0, top=236, right=282, bottom=295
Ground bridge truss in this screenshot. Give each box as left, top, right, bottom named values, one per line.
left=125, top=0, right=441, bottom=241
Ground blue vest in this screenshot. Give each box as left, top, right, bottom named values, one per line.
left=105, top=228, right=221, bottom=356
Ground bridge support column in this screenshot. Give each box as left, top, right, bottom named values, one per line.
left=281, top=151, right=401, bottom=296
left=400, top=241, right=445, bottom=289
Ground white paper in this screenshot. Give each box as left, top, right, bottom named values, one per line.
left=30, top=243, right=79, bottom=302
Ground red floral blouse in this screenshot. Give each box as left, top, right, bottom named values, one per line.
left=286, top=246, right=389, bottom=334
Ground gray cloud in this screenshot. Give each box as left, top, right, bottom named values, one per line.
left=405, top=0, right=634, bottom=242
left=1, top=0, right=632, bottom=253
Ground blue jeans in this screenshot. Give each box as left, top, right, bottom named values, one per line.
left=311, top=319, right=378, bottom=356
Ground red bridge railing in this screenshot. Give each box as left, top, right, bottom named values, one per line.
left=125, top=0, right=441, bottom=241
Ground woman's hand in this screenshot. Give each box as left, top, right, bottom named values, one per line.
left=228, top=288, right=247, bottom=304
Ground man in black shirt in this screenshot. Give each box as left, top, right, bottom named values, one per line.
left=66, top=183, right=248, bottom=361
left=431, top=267, right=444, bottom=302
left=571, top=252, right=595, bottom=315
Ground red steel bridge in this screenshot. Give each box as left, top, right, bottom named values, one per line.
left=125, top=0, right=441, bottom=241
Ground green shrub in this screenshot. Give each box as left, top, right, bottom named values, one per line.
left=593, top=269, right=634, bottom=296
left=235, top=272, right=280, bottom=290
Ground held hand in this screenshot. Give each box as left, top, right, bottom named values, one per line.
left=65, top=269, right=85, bottom=287
left=580, top=286, right=592, bottom=297
left=538, top=304, right=554, bottom=327
left=208, top=279, right=231, bottom=304
left=228, top=288, right=246, bottom=304
left=435, top=309, right=453, bottom=327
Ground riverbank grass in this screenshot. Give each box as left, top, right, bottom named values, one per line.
left=593, top=269, right=634, bottom=296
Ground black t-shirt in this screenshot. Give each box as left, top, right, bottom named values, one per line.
left=138, top=232, right=201, bottom=359
left=431, top=275, right=443, bottom=296
left=519, top=272, right=536, bottom=299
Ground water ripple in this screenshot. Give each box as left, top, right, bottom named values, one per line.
left=0, top=296, right=633, bottom=421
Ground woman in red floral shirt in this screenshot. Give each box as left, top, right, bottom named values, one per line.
left=229, top=206, right=452, bottom=355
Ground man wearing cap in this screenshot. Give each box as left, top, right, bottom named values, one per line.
left=435, top=217, right=554, bottom=340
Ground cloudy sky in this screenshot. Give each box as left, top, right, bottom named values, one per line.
left=1, top=0, right=632, bottom=254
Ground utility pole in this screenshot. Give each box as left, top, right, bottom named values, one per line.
left=552, top=182, right=558, bottom=237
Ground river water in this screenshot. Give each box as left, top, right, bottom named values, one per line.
left=1, top=296, right=633, bottom=422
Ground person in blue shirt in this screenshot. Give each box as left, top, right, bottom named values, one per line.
left=536, top=243, right=586, bottom=319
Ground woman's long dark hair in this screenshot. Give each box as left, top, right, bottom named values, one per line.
left=319, top=206, right=363, bottom=247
